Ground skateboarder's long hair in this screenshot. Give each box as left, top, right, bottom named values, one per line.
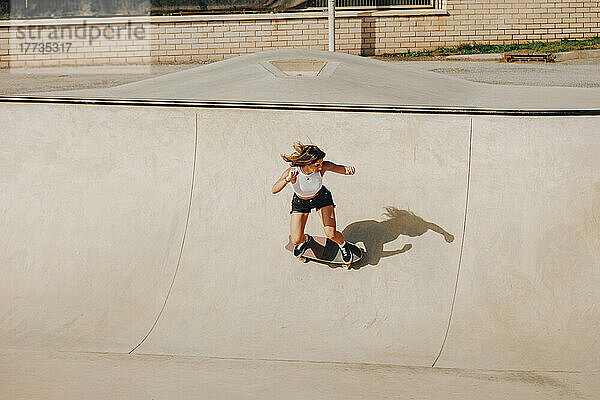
left=281, top=143, right=326, bottom=166
left=383, top=207, right=415, bottom=220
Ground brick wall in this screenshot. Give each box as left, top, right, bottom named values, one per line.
left=1, top=1, right=598, bottom=68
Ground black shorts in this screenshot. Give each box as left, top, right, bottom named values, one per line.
left=290, top=186, right=336, bottom=214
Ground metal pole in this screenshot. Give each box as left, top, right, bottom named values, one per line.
left=328, top=0, right=335, bottom=52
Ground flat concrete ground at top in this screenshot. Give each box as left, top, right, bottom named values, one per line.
left=1, top=57, right=599, bottom=95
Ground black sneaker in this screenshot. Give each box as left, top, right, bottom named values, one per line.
left=340, top=243, right=352, bottom=263
left=293, top=234, right=312, bottom=257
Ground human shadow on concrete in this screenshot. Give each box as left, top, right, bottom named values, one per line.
left=342, top=206, right=455, bottom=270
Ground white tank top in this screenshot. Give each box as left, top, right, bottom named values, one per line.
left=291, top=167, right=323, bottom=198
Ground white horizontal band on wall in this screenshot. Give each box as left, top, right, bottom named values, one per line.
left=0, top=8, right=449, bottom=27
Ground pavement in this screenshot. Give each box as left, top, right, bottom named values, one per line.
left=13, top=49, right=599, bottom=110
left=402, top=58, right=600, bottom=88
left=1, top=49, right=599, bottom=399
left=0, top=49, right=599, bottom=97
left=3, top=350, right=599, bottom=400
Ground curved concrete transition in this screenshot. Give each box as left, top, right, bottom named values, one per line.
left=1, top=50, right=600, bottom=398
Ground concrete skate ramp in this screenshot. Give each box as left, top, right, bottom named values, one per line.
left=1, top=102, right=599, bottom=372
left=1, top=103, right=197, bottom=353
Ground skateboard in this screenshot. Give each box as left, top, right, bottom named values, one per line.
left=285, top=236, right=364, bottom=269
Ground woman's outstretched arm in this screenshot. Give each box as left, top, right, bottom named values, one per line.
left=322, top=161, right=355, bottom=175
left=272, top=167, right=297, bottom=194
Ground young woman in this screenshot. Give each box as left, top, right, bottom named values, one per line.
left=272, top=143, right=357, bottom=263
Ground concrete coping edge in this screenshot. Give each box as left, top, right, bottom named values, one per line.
left=0, top=96, right=598, bottom=116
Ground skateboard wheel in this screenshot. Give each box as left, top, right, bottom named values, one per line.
left=299, top=257, right=308, bottom=263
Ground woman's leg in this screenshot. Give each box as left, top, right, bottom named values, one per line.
left=318, top=205, right=345, bottom=245
left=290, top=212, right=310, bottom=245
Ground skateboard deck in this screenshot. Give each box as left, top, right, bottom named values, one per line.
left=285, top=236, right=364, bottom=269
